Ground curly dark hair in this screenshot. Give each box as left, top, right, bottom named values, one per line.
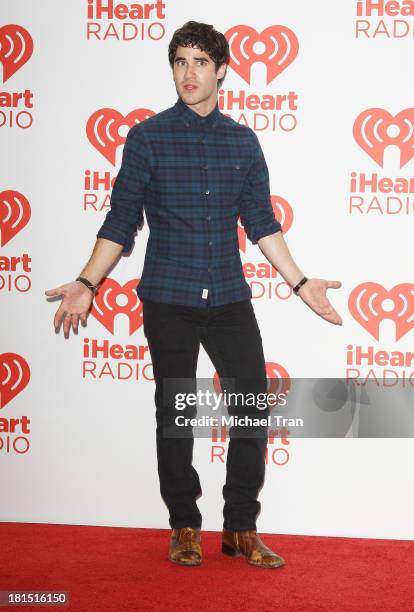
left=168, top=21, right=230, bottom=88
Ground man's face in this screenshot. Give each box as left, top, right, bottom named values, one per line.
left=172, top=45, right=226, bottom=108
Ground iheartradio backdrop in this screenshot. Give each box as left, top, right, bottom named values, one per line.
left=1, top=0, right=414, bottom=540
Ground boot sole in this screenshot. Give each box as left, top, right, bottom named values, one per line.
left=168, top=555, right=202, bottom=566
left=248, top=558, right=285, bottom=569
left=222, top=543, right=285, bottom=568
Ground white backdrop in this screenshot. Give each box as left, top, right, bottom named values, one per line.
left=1, top=0, right=414, bottom=540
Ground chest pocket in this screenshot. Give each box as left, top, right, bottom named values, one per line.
left=215, top=161, right=247, bottom=198
left=231, top=162, right=248, bottom=198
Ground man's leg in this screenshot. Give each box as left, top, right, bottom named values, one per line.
left=142, top=299, right=203, bottom=529
left=199, top=299, right=269, bottom=531
left=200, top=299, right=285, bottom=568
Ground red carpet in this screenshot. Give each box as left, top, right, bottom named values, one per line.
left=0, top=523, right=413, bottom=611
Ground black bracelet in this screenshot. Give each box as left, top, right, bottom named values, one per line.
left=292, top=276, right=308, bottom=295
left=76, top=276, right=98, bottom=295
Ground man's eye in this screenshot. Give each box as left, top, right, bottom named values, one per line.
left=176, top=60, right=206, bottom=66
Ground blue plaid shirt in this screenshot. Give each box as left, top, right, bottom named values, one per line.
left=96, top=96, right=282, bottom=307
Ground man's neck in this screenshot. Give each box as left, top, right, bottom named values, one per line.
left=184, top=94, right=218, bottom=118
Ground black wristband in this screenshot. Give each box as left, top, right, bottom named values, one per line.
left=76, top=276, right=98, bottom=295
left=292, top=276, right=308, bottom=295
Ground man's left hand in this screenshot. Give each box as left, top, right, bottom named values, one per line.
left=297, top=278, right=343, bottom=325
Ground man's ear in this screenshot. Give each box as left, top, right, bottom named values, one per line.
left=217, top=63, right=227, bottom=82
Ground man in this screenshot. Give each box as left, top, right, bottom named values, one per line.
left=45, top=21, right=342, bottom=569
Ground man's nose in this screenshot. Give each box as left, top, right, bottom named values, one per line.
left=184, top=64, right=196, bottom=79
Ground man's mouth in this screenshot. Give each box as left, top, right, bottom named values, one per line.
left=183, top=84, right=198, bottom=91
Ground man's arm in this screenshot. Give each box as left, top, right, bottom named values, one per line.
left=96, top=124, right=153, bottom=253
left=238, top=133, right=282, bottom=245
left=45, top=125, right=153, bottom=338
left=257, top=232, right=342, bottom=325
left=240, top=132, right=342, bottom=326
left=257, top=231, right=304, bottom=289
left=44, top=238, right=123, bottom=338
left=78, top=237, right=123, bottom=286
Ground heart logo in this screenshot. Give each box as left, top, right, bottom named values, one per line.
left=90, top=277, right=143, bottom=335
left=0, top=190, right=31, bottom=247
left=225, top=25, right=299, bottom=85
left=348, top=282, right=414, bottom=341
left=86, top=108, right=155, bottom=165
left=353, top=108, right=414, bottom=168
left=0, top=352, right=31, bottom=409
left=0, top=24, right=34, bottom=83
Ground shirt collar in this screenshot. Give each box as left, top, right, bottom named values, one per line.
left=173, top=96, right=221, bottom=129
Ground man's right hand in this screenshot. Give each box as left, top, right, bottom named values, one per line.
left=45, top=281, right=95, bottom=337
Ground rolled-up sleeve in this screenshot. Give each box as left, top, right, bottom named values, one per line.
left=239, top=133, right=282, bottom=245
left=96, top=125, right=153, bottom=254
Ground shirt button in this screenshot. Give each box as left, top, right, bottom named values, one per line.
left=202, top=164, right=208, bottom=170
left=205, top=190, right=210, bottom=195
left=208, top=241, right=213, bottom=246
left=199, top=138, right=205, bottom=143
left=208, top=267, right=211, bottom=272
left=206, top=215, right=211, bottom=221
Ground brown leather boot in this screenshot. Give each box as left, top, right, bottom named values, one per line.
left=222, top=529, right=285, bottom=569
left=168, top=527, right=202, bottom=566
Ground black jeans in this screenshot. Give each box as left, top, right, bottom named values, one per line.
left=142, top=298, right=269, bottom=531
